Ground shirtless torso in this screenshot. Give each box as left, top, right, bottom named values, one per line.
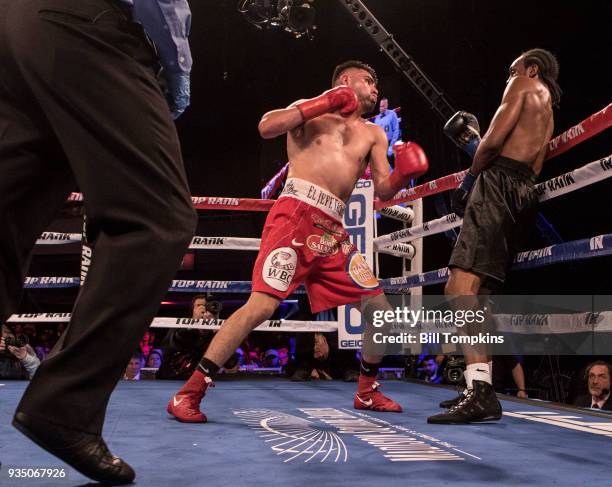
left=499, top=77, right=553, bottom=175
left=474, top=56, right=554, bottom=176
left=287, top=113, right=378, bottom=202
left=258, top=65, right=422, bottom=203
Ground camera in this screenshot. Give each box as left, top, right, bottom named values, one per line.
left=4, top=335, right=29, bottom=348
left=443, top=356, right=466, bottom=384
left=205, top=300, right=222, bottom=316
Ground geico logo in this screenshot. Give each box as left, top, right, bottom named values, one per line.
left=355, top=179, right=372, bottom=188
left=345, top=194, right=366, bottom=226
left=340, top=340, right=362, bottom=347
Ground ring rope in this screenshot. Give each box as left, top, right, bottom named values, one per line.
left=5, top=314, right=337, bottom=332
left=36, top=234, right=262, bottom=250
left=374, top=154, right=612, bottom=248
left=64, top=106, right=610, bottom=212
left=381, top=232, right=612, bottom=291
left=12, top=311, right=612, bottom=336
left=24, top=232, right=611, bottom=292
left=36, top=232, right=415, bottom=258
left=22, top=277, right=307, bottom=294
left=374, top=103, right=612, bottom=210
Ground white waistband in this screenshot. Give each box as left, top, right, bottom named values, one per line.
left=279, top=178, right=345, bottom=221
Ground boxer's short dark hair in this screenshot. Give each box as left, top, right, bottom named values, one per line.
left=332, top=60, right=377, bottom=86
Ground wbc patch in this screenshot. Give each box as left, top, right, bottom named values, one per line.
left=346, top=252, right=379, bottom=289
left=263, top=247, right=297, bottom=292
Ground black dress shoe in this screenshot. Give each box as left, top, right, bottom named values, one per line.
left=427, top=380, right=502, bottom=424
left=12, top=412, right=135, bottom=485
left=439, top=391, right=466, bottom=408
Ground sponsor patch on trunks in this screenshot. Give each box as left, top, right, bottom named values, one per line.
left=307, top=233, right=339, bottom=256
left=263, top=247, right=297, bottom=292
left=311, top=213, right=344, bottom=236
left=340, top=238, right=353, bottom=256
left=346, top=252, right=379, bottom=289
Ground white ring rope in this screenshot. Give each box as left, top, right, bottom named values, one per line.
left=374, top=154, right=612, bottom=249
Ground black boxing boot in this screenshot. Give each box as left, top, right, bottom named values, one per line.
left=439, top=390, right=467, bottom=408
left=427, top=380, right=502, bottom=424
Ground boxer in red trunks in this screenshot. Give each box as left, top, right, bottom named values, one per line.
left=167, top=60, right=428, bottom=422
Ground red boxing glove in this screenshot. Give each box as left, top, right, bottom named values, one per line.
left=389, top=142, right=429, bottom=192
left=295, top=86, right=359, bottom=121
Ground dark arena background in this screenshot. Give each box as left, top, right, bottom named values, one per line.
left=2, top=1, right=611, bottom=486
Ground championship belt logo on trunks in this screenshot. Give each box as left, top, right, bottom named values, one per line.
left=263, top=247, right=298, bottom=292
left=346, top=251, right=379, bottom=289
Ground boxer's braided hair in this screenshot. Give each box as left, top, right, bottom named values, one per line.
left=521, top=48, right=562, bottom=107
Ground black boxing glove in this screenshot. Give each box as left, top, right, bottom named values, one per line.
left=444, top=111, right=481, bottom=158
left=451, top=171, right=477, bottom=217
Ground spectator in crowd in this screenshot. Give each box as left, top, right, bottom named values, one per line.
left=263, top=349, right=280, bottom=368
left=1, top=324, right=40, bottom=379
left=21, top=323, right=38, bottom=344
left=34, top=328, right=56, bottom=362
left=574, top=361, right=612, bottom=410
left=373, top=98, right=401, bottom=158
left=146, top=349, right=164, bottom=369
left=123, top=351, right=145, bottom=381
left=418, top=356, right=443, bottom=384
left=139, top=330, right=156, bottom=360
left=277, top=348, right=289, bottom=367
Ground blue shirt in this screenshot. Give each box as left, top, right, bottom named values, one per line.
left=120, top=0, right=192, bottom=75
left=374, top=109, right=400, bottom=146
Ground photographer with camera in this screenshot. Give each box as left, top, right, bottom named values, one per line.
left=1, top=324, right=40, bottom=380
left=157, top=295, right=238, bottom=379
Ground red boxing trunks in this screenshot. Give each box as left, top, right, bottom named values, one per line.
left=252, top=178, right=383, bottom=313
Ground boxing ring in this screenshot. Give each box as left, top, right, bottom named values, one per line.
left=1, top=380, right=612, bottom=486
left=1, top=105, right=611, bottom=485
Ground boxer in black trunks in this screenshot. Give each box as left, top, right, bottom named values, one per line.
left=428, top=48, right=561, bottom=424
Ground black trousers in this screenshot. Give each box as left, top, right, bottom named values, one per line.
left=0, top=0, right=197, bottom=433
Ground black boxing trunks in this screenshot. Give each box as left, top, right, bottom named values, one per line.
left=449, top=156, right=538, bottom=285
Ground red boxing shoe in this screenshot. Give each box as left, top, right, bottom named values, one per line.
left=167, top=370, right=214, bottom=423
left=354, top=377, right=402, bottom=413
